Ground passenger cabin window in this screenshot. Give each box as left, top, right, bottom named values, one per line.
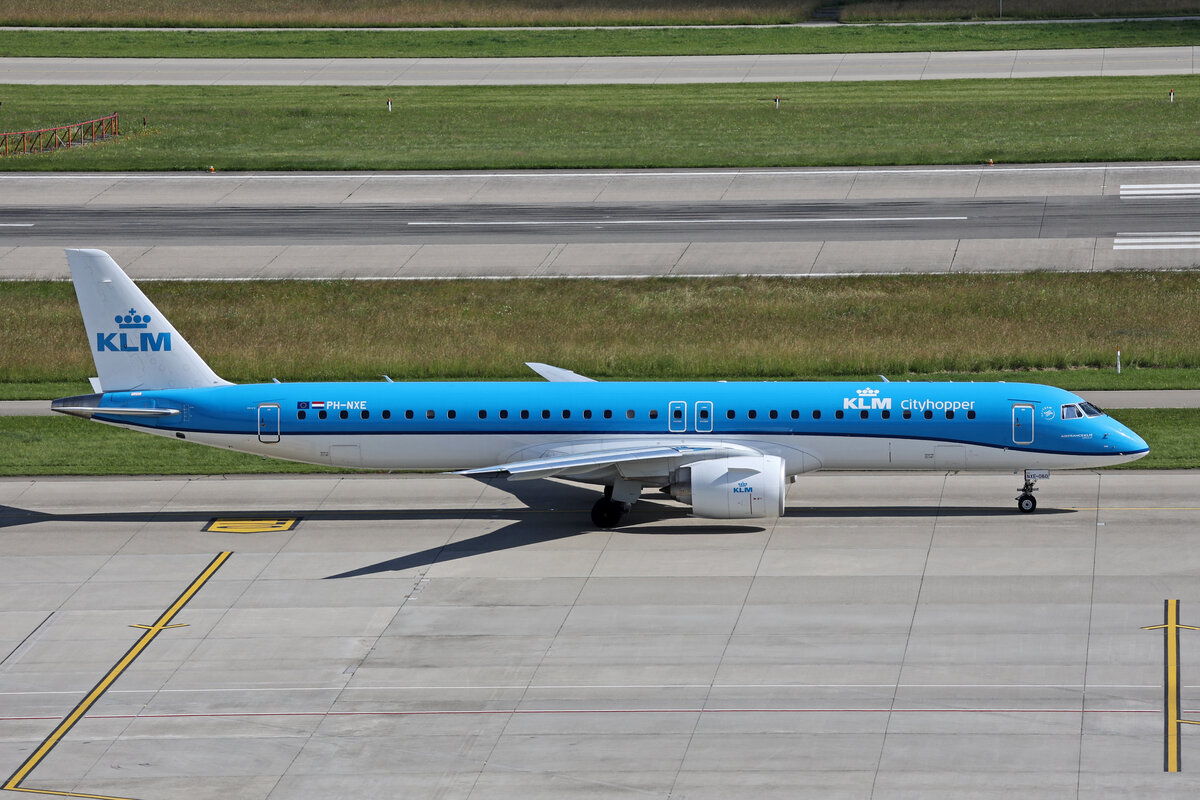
left=966, top=410, right=975, bottom=420
left=405, top=410, right=414, bottom=420
left=297, top=410, right=306, bottom=420
left=500, top=409, right=509, bottom=419
left=339, top=410, right=348, bottom=420
left=479, top=410, right=487, bottom=419
left=791, top=410, right=799, bottom=420
left=603, top=410, right=613, bottom=419
left=361, top=410, right=369, bottom=419
left=583, top=409, right=592, bottom=419
left=747, top=410, right=757, bottom=420
left=699, top=408, right=710, bottom=420
left=382, top=410, right=391, bottom=420
left=812, top=410, right=821, bottom=420
left=542, top=410, right=550, bottom=419
left=902, top=409, right=912, bottom=420
left=626, top=410, right=635, bottom=419
left=769, top=410, right=778, bottom=420
left=923, top=410, right=933, bottom=420
left=447, top=410, right=456, bottom=420
left=521, top=410, right=530, bottom=419
left=860, top=410, right=868, bottom=419
left=727, top=409, right=735, bottom=419
left=835, top=410, right=844, bottom=419
left=649, top=409, right=658, bottom=420
left=426, top=410, right=435, bottom=419
left=318, top=410, right=327, bottom=420
left=562, top=410, right=571, bottom=419
left=673, top=408, right=683, bottom=420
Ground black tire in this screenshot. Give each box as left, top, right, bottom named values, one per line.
left=1017, top=494, right=1037, bottom=513
left=591, top=497, right=625, bottom=529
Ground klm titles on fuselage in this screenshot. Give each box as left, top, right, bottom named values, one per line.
left=97, top=308, right=171, bottom=352
left=842, top=388, right=975, bottom=413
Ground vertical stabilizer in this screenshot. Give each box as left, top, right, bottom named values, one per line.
left=66, top=249, right=231, bottom=391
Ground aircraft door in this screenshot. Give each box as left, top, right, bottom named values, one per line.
left=1012, top=403, right=1034, bottom=445
left=668, top=400, right=687, bottom=433
left=695, top=401, right=713, bottom=433
left=257, top=403, right=280, bottom=444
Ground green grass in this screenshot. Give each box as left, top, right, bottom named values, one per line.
left=3, top=77, right=1200, bottom=171
left=0, top=0, right=816, bottom=28
left=5, top=273, right=1200, bottom=385
left=2, top=19, right=1200, bottom=58
left=1105, top=409, right=1200, bottom=470
left=0, top=417, right=346, bottom=476
left=0, top=410, right=1187, bottom=476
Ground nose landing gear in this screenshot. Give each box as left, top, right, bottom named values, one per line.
left=1016, top=469, right=1048, bottom=513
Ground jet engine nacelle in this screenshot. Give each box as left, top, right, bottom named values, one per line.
left=671, top=455, right=786, bottom=519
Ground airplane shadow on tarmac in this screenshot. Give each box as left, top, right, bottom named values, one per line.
left=0, top=477, right=1074, bottom=579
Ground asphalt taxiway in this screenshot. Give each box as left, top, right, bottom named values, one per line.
left=3, top=471, right=1200, bottom=799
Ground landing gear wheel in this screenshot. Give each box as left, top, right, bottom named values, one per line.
left=591, top=497, right=627, bottom=529
left=1017, top=494, right=1037, bottom=514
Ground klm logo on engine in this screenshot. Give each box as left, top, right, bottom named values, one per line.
left=96, top=308, right=171, bottom=352
left=733, top=481, right=753, bottom=494
left=843, top=387, right=891, bottom=411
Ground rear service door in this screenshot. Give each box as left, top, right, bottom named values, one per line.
left=258, top=403, right=280, bottom=443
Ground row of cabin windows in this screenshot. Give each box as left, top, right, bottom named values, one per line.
left=295, top=407, right=977, bottom=422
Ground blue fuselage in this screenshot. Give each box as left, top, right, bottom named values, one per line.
left=72, top=380, right=1148, bottom=474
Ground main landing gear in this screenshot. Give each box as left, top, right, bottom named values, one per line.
left=590, top=480, right=640, bottom=529
left=591, top=497, right=631, bottom=529
left=1016, top=469, right=1048, bottom=513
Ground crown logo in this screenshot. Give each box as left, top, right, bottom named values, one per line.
left=856, top=387, right=880, bottom=397
left=115, top=308, right=151, bottom=329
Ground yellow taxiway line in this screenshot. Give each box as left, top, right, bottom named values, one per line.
left=3, top=552, right=232, bottom=799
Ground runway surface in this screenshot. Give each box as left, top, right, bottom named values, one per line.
left=2, top=46, right=1198, bottom=85
left=2, top=471, right=1200, bottom=799
left=4, top=164, right=1200, bottom=278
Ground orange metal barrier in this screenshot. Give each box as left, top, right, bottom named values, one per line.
left=1, top=113, right=119, bottom=157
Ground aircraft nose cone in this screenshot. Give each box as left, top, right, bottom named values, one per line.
left=1111, top=421, right=1149, bottom=456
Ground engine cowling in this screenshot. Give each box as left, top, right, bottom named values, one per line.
left=671, top=455, right=786, bottom=519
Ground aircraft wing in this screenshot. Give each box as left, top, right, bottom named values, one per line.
left=525, top=362, right=596, bottom=382
left=456, top=442, right=761, bottom=482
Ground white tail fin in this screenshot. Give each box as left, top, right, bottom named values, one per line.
left=66, top=249, right=231, bottom=391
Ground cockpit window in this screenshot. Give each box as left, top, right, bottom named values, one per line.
left=1061, top=404, right=1083, bottom=420
left=1079, top=402, right=1103, bottom=417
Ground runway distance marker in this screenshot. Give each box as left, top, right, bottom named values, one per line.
left=2, top=552, right=232, bottom=800
left=203, top=517, right=299, bottom=533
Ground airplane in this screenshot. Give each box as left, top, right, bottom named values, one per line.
left=51, top=249, right=1149, bottom=528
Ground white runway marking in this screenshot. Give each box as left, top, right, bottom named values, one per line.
left=1114, top=232, right=1200, bottom=249
left=1120, top=183, right=1200, bottom=198
left=407, top=216, right=968, bottom=226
